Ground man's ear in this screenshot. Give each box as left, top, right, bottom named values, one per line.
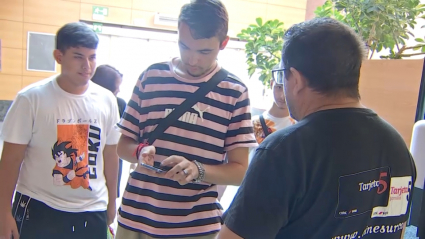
left=290, top=67, right=307, bottom=96
left=220, top=36, right=230, bottom=50
left=53, top=49, right=63, bottom=65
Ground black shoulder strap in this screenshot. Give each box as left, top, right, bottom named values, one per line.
left=146, top=68, right=229, bottom=145
left=259, top=114, right=270, bottom=137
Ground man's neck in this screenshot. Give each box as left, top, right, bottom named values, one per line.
left=268, top=103, right=289, bottom=118
left=56, top=75, right=89, bottom=95
left=300, top=96, right=364, bottom=120
left=175, top=58, right=217, bottom=80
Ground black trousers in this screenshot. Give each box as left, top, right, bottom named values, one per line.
left=419, top=187, right=425, bottom=239
left=12, top=192, right=107, bottom=239
left=117, top=158, right=123, bottom=198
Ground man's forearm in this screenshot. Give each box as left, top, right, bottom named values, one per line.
left=203, top=162, right=247, bottom=186
left=202, top=147, right=249, bottom=186
left=0, top=142, right=26, bottom=210
left=117, top=135, right=139, bottom=164
left=104, top=145, right=119, bottom=201
left=0, top=161, right=21, bottom=210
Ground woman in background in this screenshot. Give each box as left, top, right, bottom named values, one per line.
left=91, top=64, right=126, bottom=198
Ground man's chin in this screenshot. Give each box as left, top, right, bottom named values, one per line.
left=276, top=103, right=288, bottom=110
left=187, top=70, right=204, bottom=78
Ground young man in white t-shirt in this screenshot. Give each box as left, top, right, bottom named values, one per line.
left=0, top=22, right=121, bottom=239
left=249, top=78, right=295, bottom=157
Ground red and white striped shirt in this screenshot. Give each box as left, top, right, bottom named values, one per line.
left=116, top=59, right=257, bottom=237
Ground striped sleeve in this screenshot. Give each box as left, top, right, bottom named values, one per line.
left=116, top=72, right=145, bottom=141
left=224, top=89, right=258, bottom=151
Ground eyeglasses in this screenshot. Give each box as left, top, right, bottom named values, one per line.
left=271, top=68, right=287, bottom=85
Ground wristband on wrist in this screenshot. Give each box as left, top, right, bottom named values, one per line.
left=192, top=160, right=205, bottom=183
left=133, top=143, right=149, bottom=161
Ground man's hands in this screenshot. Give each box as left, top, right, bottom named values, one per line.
left=137, top=145, right=199, bottom=185
left=161, top=156, right=199, bottom=185
left=138, top=145, right=155, bottom=166
left=0, top=211, right=19, bottom=239
left=106, top=201, right=116, bottom=226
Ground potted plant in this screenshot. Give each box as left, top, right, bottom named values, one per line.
left=315, top=0, right=425, bottom=59
left=237, top=17, right=286, bottom=88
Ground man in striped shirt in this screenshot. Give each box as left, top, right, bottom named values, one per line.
left=114, top=1, right=258, bottom=238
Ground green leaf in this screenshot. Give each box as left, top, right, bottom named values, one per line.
left=416, top=38, right=425, bottom=42
left=256, top=17, right=263, bottom=26
left=422, top=45, right=425, bottom=52
left=246, top=58, right=254, bottom=63
left=238, top=18, right=286, bottom=86
left=413, top=45, right=422, bottom=51
left=248, top=65, right=256, bottom=78
left=259, top=74, right=267, bottom=84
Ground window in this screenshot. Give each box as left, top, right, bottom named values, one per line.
left=95, top=28, right=271, bottom=109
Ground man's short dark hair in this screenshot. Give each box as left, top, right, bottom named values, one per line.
left=56, top=22, right=99, bottom=53
left=282, top=17, right=366, bottom=99
left=178, top=0, right=228, bottom=42
left=91, top=65, right=123, bottom=93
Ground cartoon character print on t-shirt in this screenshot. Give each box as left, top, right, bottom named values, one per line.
left=51, top=122, right=101, bottom=191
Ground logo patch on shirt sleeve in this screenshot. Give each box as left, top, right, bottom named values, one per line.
left=371, top=176, right=412, bottom=218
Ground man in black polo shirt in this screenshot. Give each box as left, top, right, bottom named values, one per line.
left=217, top=17, right=416, bottom=239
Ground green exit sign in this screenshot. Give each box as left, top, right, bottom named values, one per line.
left=92, top=6, right=108, bottom=21
left=93, top=23, right=102, bottom=33
left=92, top=6, right=108, bottom=16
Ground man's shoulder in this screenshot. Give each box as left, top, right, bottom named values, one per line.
left=18, top=76, right=56, bottom=98
left=147, top=62, right=171, bottom=71
left=221, top=72, right=248, bottom=92
left=89, top=82, right=116, bottom=102
left=141, top=62, right=171, bottom=79
left=136, top=62, right=172, bottom=88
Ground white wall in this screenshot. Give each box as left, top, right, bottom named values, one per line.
left=94, top=25, right=273, bottom=110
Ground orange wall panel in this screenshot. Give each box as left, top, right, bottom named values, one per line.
left=24, top=0, right=80, bottom=27
left=0, top=48, right=23, bottom=76
left=81, top=0, right=132, bottom=8
left=0, top=20, right=23, bottom=49
left=0, top=75, right=23, bottom=100
left=0, top=0, right=307, bottom=101
left=226, top=0, right=268, bottom=25
left=266, top=4, right=306, bottom=27
left=22, top=76, right=48, bottom=89
left=0, top=0, right=24, bottom=22
left=305, top=0, right=326, bottom=20
left=359, top=59, right=423, bottom=146
left=132, top=0, right=188, bottom=15
left=80, top=3, right=132, bottom=25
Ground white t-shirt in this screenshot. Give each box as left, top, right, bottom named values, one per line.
left=0, top=75, right=121, bottom=212
left=221, top=111, right=295, bottom=211
left=249, top=111, right=296, bottom=159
